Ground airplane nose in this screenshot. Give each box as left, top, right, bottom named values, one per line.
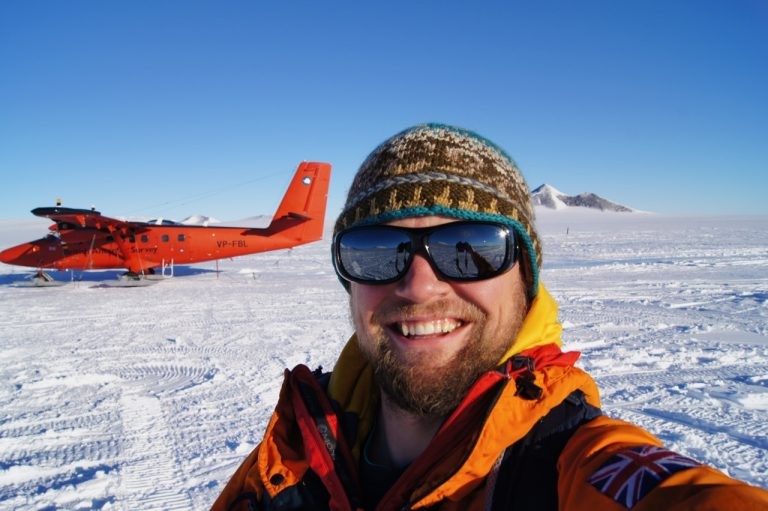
left=0, top=243, right=35, bottom=264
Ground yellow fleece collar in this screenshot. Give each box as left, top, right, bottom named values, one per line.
left=497, top=282, right=563, bottom=362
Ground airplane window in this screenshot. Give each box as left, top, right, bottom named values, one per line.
left=141, top=235, right=149, bottom=243
left=178, top=234, right=185, bottom=242
left=162, top=235, right=170, bottom=242
left=128, top=235, right=135, bottom=243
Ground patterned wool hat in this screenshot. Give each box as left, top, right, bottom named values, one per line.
left=334, top=123, right=541, bottom=298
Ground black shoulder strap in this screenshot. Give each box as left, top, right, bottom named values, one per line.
left=488, top=390, right=601, bottom=510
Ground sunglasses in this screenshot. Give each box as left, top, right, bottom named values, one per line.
left=333, top=221, right=518, bottom=284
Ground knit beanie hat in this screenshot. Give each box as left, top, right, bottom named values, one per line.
left=333, top=123, right=542, bottom=298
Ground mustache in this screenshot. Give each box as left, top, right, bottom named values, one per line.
left=372, top=299, right=485, bottom=325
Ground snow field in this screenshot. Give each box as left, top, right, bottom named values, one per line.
left=0, top=212, right=766, bottom=509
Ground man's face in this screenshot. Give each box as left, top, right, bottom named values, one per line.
left=349, top=216, right=528, bottom=418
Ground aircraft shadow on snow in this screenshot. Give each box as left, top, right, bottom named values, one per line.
left=0, top=266, right=218, bottom=287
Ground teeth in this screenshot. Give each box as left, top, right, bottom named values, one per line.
left=398, top=319, right=462, bottom=337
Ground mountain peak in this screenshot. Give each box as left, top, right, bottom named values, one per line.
left=180, top=214, right=221, bottom=226
left=531, top=183, right=569, bottom=210
left=531, top=184, right=634, bottom=212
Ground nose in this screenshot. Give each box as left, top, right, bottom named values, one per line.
left=0, top=243, right=34, bottom=265
left=395, top=253, right=451, bottom=302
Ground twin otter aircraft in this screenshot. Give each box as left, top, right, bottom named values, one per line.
left=0, top=162, right=331, bottom=285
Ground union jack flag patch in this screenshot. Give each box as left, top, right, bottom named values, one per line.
left=588, top=445, right=701, bottom=509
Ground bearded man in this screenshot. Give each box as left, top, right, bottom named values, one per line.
left=212, top=124, right=768, bottom=510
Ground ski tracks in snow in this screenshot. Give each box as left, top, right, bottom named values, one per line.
left=542, top=218, right=768, bottom=488
left=1, top=216, right=767, bottom=507
left=116, top=390, right=191, bottom=510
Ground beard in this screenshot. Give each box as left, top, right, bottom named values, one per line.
left=354, top=297, right=526, bottom=419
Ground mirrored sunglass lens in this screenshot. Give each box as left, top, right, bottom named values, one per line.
left=428, top=224, right=509, bottom=278
left=338, top=229, right=412, bottom=281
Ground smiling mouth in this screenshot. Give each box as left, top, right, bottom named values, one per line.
left=395, top=319, right=464, bottom=338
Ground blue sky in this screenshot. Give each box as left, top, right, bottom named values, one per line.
left=1, top=1, right=766, bottom=221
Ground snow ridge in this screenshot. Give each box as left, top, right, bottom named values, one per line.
left=531, top=184, right=634, bottom=212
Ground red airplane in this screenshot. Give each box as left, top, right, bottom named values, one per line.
left=0, top=162, right=331, bottom=283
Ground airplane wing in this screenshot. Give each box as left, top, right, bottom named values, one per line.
left=31, top=207, right=131, bottom=232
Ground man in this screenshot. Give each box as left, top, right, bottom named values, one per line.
left=212, top=124, right=767, bottom=510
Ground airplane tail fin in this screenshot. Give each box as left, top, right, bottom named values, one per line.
left=267, top=162, right=332, bottom=243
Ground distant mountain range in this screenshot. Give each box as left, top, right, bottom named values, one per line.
left=531, top=184, right=634, bottom=212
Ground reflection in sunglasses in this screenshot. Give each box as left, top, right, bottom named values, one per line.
left=455, top=241, right=495, bottom=276
left=334, top=221, right=517, bottom=284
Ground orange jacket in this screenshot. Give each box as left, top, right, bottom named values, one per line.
left=212, top=286, right=768, bottom=510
